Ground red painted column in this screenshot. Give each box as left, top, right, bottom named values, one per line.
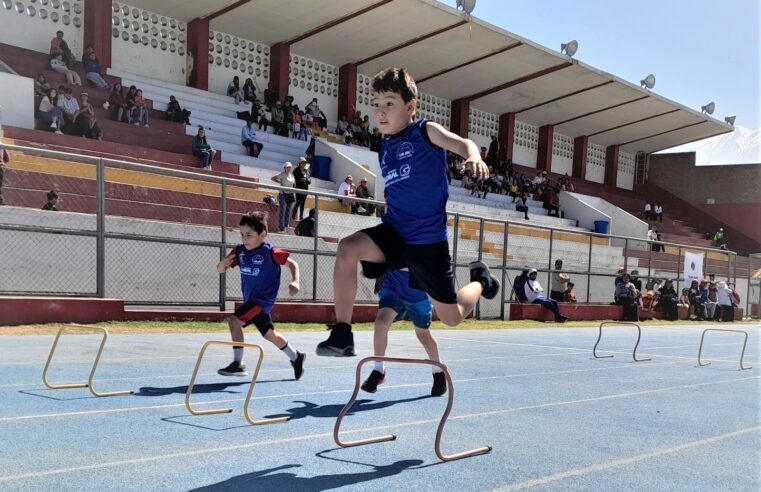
left=84, top=0, right=112, bottom=68
left=605, top=144, right=620, bottom=187
left=536, top=124, right=554, bottom=171
left=449, top=98, right=470, bottom=138
left=269, top=42, right=290, bottom=102
left=187, top=18, right=209, bottom=90
left=572, top=135, right=588, bottom=180
left=498, top=112, right=515, bottom=162
left=338, top=63, right=357, bottom=122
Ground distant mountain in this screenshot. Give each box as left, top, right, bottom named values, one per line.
left=657, top=125, right=760, bottom=166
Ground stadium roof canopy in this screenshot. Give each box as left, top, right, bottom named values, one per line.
left=125, top=0, right=733, bottom=154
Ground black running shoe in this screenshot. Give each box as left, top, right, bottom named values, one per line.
left=291, top=351, right=306, bottom=380
left=431, top=372, right=447, bottom=396
left=469, top=261, right=500, bottom=300
left=217, top=361, right=248, bottom=377
left=315, top=322, right=356, bottom=357
left=361, top=370, right=386, bottom=393
left=556, top=315, right=569, bottom=323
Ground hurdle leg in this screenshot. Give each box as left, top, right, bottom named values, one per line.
left=631, top=323, right=651, bottom=362
left=185, top=341, right=234, bottom=415
left=43, top=327, right=89, bottom=390
left=87, top=329, right=133, bottom=397
left=243, top=344, right=290, bottom=425
left=592, top=324, right=614, bottom=359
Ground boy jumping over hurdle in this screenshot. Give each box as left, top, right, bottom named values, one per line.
left=317, top=67, right=499, bottom=357
left=217, top=212, right=306, bottom=379
left=362, top=269, right=446, bottom=396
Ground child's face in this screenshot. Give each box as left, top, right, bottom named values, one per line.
left=372, top=90, right=415, bottom=134
left=239, top=224, right=266, bottom=250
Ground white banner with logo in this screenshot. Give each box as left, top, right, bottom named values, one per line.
left=683, top=252, right=704, bottom=288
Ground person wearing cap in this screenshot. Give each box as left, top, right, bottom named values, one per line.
left=525, top=269, right=567, bottom=322
left=713, top=228, right=726, bottom=249
left=292, top=157, right=311, bottom=221
left=355, top=177, right=374, bottom=216
left=337, top=175, right=358, bottom=213
left=550, top=259, right=570, bottom=302
left=271, top=100, right=286, bottom=136
left=272, top=162, right=296, bottom=232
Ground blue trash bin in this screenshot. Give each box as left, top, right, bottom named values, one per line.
left=594, top=220, right=610, bottom=234
left=312, top=156, right=332, bottom=181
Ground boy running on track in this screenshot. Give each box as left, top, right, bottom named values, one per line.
left=217, top=212, right=306, bottom=379
left=317, top=67, right=499, bottom=357
left=362, top=269, right=446, bottom=396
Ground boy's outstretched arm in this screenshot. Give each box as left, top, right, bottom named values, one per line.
left=285, top=257, right=300, bottom=295
left=426, top=121, right=489, bottom=179
left=217, top=254, right=235, bottom=273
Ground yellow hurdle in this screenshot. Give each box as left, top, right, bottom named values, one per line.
left=42, top=325, right=133, bottom=397
left=185, top=341, right=289, bottom=426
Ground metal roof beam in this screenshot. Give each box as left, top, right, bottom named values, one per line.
left=203, top=0, right=252, bottom=22
left=286, top=0, right=395, bottom=45
left=515, top=80, right=614, bottom=114
left=354, top=20, right=468, bottom=66
left=464, top=62, right=571, bottom=102
left=417, top=42, right=522, bottom=84
left=619, top=121, right=707, bottom=147
left=588, top=109, right=680, bottom=137
left=552, top=95, right=649, bottom=126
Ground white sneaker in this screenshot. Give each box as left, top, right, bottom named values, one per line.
left=356, top=206, right=367, bottom=214
left=54, top=130, right=63, bottom=135
left=50, top=118, right=58, bottom=129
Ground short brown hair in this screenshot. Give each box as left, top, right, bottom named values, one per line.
left=240, top=211, right=267, bottom=233
left=372, top=67, right=417, bottom=103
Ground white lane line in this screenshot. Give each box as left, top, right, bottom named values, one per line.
left=493, top=425, right=761, bottom=491
left=0, top=375, right=757, bottom=482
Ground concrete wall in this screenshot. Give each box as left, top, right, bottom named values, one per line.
left=0, top=72, right=35, bottom=129
left=288, top=52, right=338, bottom=129
left=559, top=191, right=610, bottom=232
left=207, top=30, right=270, bottom=103
left=315, top=140, right=379, bottom=198
left=0, top=1, right=83, bottom=59
left=569, top=192, right=649, bottom=249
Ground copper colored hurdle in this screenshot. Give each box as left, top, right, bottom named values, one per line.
left=333, top=356, right=492, bottom=462
left=593, top=321, right=651, bottom=362
left=185, top=340, right=289, bottom=425
left=42, top=325, right=133, bottom=397
left=698, top=329, right=752, bottom=371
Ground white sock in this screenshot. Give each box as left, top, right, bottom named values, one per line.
left=280, top=342, right=298, bottom=361
left=432, top=365, right=444, bottom=374
left=233, top=347, right=244, bottom=363
left=374, top=361, right=385, bottom=373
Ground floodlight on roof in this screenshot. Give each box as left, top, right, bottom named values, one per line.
left=640, top=74, right=656, bottom=89
left=456, top=0, right=476, bottom=14
left=724, top=116, right=736, bottom=126
left=701, top=102, right=715, bottom=115
left=560, top=40, right=578, bottom=57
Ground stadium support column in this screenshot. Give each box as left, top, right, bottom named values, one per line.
left=573, top=135, right=588, bottom=180
left=605, top=144, right=620, bottom=187
left=269, top=43, right=290, bottom=102
left=450, top=98, right=470, bottom=138
left=84, top=0, right=112, bottom=68
left=498, top=113, right=514, bottom=162
left=187, top=18, right=209, bottom=90
left=536, top=124, right=554, bottom=171
left=338, top=64, right=357, bottom=124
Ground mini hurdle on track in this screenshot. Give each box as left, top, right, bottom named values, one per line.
left=333, top=356, right=492, bottom=462
left=593, top=321, right=651, bottom=362
left=185, top=340, right=289, bottom=425
left=42, top=325, right=134, bottom=397
left=697, top=328, right=753, bottom=371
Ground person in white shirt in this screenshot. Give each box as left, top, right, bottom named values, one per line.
left=644, top=202, right=653, bottom=220
left=337, top=175, right=359, bottom=212
left=56, top=88, right=80, bottom=133
left=549, top=259, right=570, bottom=302
left=524, top=269, right=568, bottom=322
left=654, top=203, right=663, bottom=222
left=271, top=162, right=296, bottom=232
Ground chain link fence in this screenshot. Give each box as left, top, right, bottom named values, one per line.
left=0, top=144, right=746, bottom=317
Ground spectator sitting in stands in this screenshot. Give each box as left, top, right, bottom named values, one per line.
left=516, top=191, right=530, bottom=220
left=658, top=279, right=679, bottom=321
left=654, top=203, right=663, bottom=222
left=227, top=76, right=246, bottom=105
left=355, top=177, right=374, bottom=216
left=305, top=98, right=327, bottom=130
left=257, top=102, right=270, bottom=132
left=508, top=179, right=519, bottom=203
left=337, top=175, right=360, bottom=213
left=107, top=83, right=129, bottom=123
left=630, top=270, right=643, bottom=291
left=263, top=81, right=276, bottom=109
left=74, top=92, right=102, bottom=140
left=34, top=74, right=53, bottom=98
left=643, top=202, right=654, bottom=220
left=50, top=53, right=82, bottom=86
left=295, top=208, right=316, bottom=237
left=131, top=89, right=150, bottom=127
left=678, top=289, right=691, bottom=310
left=716, top=281, right=736, bottom=322
left=560, top=175, right=575, bottom=192
left=242, top=78, right=257, bottom=105
left=687, top=279, right=704, bottom=320
left=56, top=87, right=80, bottom=134
left=82, top=47, right=109, bottom=89
left=701, top=280, right=718, bottom=321
left=525, top=269, right=568, bottom=322
left=713, top=228, right=727, bottom=250
left=271, top=101, right=286, bottom=136
left=546, top=191, right=560, bottom=217
left=336, top=115, right=350, bottom=136
left=615, top=274, right=639, bottom=321
left=361, top=115, right=371, bottom=144
left=125, top=85, right=138, bottom=121
left=37, top=88, right=65, bottom=134
left=531, top=171, right=545, bottom=191
left=241, top=120, right=263, bottom=157
left=511, top=268, right=530, bottom=302
left=369, top=127, right=383, bottom=152
left=42, top=190, right=59, bottom=211
left=550, top=259, right=570, bottom=302
left=165, top=95, right=191, bottom=124
left=563, top=282, right=577, bottom=303
left=50, top=30, right=75, bottom=67
left=192, top=127, right=215, bottom=170
left=292, top=111, right=308, bottom=140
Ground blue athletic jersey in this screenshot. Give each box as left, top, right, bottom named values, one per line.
left=382, top=270, right=428, bottom=303
left=379, top=119, right=449, bottom=244
left=228, top=242, right=289, bottom=313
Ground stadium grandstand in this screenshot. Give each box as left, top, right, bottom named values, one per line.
left=0, top=0, right=758, bottom=324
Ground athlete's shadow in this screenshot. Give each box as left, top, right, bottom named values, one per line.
left=189, top=460, right=423, bottom=491
left=264, top=395, right=433, bottom=421
left=134, top=379, right=291, bottom=397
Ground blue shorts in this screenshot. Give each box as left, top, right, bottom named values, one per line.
left=378, top=287, right=432, bottom=329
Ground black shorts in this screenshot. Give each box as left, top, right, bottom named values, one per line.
left=234, top=302, right=275, bottom=336
left=360, top=222, right=457, bottom=304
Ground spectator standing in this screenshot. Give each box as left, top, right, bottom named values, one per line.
left=107, top=83, right=129, bottom=123
left=192, top=127, right=215, bottom=169
left=515, top=191, right=530, bottom=220
left=643, top=202, right=653, bottom=220
left=292, top=157, right=311, bottom=221
left=654, top=203, right=663, bottom=222
left=82, top=48, right=109, bottom=89
left=50, top=53, right=81, bottom=86
left=241, top=120, right=263, bottom=157
left=550, top=259, right=570, bottom=302
left=42, top=190, right=59, bottom=211
left=369, top=127, right=383, bottom=152
left=563, top=282, right=577, bottom=303
left=166, top=95, right=191, bottom=124
left=355, top=177, right=374, bottom=216
left=37, top=88, right=65, bottom=134
left=227, top=76, right=245, bottom=104
left=486, top=135, right=499, bottom=167
left=271, top=162, right=296, bottom=232
left=716, top=281, right=735, bottom=322
left=0, top=146, right=8, bottom=206
left=713, top=228, right=726, bottom=249
left=524, top=269, right=568, bottom=322
left=75, top=92, right=102, bottom=140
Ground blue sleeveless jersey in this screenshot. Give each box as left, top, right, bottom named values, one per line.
left=382, top=270, right=428, bottom=303
left=379, top=119, right=449, bottom=244
left=231, top=242, right=289, bottom=313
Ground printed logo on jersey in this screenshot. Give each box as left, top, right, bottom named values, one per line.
left=380, top=150, right=388, bottom=171
left=396, top=142, right=414, bottom=160
left=252, top=255, right=264, bottom=265
left=400, top=163, right=411, bottom=177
